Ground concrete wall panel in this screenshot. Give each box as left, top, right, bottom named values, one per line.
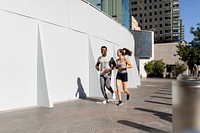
left=38, top=23, right=70, bottom=102
left=0, top=11, right=37, bottom=111
left=68, top=30, right=89, bottom=100
left=0, top=0, right=69, bottom=27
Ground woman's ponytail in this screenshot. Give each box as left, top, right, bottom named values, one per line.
left=123, top=48, right=132, bottom=56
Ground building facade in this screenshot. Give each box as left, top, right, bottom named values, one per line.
left=130, top=0, right=184, bottom=43
left=87, top=0, right=130, bottom=29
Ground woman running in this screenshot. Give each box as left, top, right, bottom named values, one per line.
left=116, top=48, right=133, bottom=106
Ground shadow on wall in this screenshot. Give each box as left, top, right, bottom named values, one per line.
left=75, top=77, right=87, bottom=98
left=75, top=77, right=103, bottom=102
left=117, top=120, right=169, bottom=133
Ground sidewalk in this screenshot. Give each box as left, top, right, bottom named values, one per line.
left=0, top=78, right=173, bottom=133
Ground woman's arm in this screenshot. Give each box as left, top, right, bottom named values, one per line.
left=125, top=58, right=133, bottom=69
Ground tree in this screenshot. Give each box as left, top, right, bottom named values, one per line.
left=175, top=23, right=200, bottom=75
left=144, top=60, right=166, bottom=78
left=190, top=23, right=200, bottom=47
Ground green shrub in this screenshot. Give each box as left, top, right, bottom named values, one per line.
left=144, top=60, right=166, bottom=78
left=175, top=61, right=187, bottom=77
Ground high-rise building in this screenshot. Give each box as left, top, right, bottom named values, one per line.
left=130, top=0, right=184, bottom=43
left=87, top=0, right=130, bottom=29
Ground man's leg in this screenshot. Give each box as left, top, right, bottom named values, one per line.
left=105, top=76, right=116, bottom=100
left=100, top=76, right=108, bottom=99
left=105, top=76, right=114, bottom=94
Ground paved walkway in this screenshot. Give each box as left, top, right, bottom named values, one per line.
left=0, top=78, right=173, bottom=133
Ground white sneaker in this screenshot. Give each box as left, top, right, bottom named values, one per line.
left=112, top=92, right=116, bottom=100
left=102, top=99, right=109, bottom=104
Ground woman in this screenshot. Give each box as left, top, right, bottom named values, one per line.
left=116, top=48, right=133, bottom=106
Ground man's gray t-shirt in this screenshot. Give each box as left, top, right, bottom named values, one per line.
left=97, top=55, right=116, bottom=76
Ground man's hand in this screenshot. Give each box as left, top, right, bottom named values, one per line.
left=96, top=66, right=100, bottom=71
left=103, top=68, right=112, bottom=73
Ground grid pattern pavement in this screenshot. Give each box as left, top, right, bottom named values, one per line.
left=0, top=78, right=173, bottom=133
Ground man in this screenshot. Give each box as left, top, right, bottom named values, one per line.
left=95, top=46, right=116, bottom=104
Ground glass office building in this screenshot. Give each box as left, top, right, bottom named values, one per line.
left=87, top=0, right=130, bottom=29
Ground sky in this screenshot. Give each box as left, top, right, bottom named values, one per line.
left=180, top=0, right=200, bottom=42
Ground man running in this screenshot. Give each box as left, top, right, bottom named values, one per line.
left=95, top=46, right=116, bottom=104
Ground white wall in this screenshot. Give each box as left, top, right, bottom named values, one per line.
left=0, top=0, right=140, bottom=111
left=0, top=11, right=38, bottom=111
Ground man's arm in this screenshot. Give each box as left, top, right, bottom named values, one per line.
left=95, top=62, right=100, bottom=71
left=109, top=57, right=116, bottom=70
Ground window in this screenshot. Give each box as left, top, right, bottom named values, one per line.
left=173, top=4, right=179, bottom=8
left=165, top=30, right=170, bottom=33
left=159, top=11, right=162, bottom=14
left=140, top=20, right=142, bottom=23
left=159, top=17, right=162, bottom=21
left=154, top=5, right=157, bottom=9
left=140, top=14, right=142, bottom=17
left=149, top=0, right=152, bottom=3
left=160, top=37, right=163, bottom=40
left=165, top=36, right=171, bottom=39
left=145, top=0, right=147, bottom=4
left=133, top=8, right=137, bottom=11
left=165, top=23, right=171, bottom=26
left=154, top=12, right=157, bottom=15
left=149, top=18, right=152, bottom=22
left=144, top=13, right=147, bottom=16
left=134, top=14, right=137, bottom=17
left=150, top=25, right=152, bottom=29
left=149, top=12, right=152, bottom=16
left=165, top=17, right=171, bottom=20
left=173, top=29, right=179, bottom=33
left=144, top=6, right=147, bottom=10
left=145, top=19, right=147, bottom=23
left=155, top=18, right=157, bottom=21
left=160, top=24, right=162, bottom=27
left=165, top=10, right=171, bottom=13
left=154, top=0, right=157, bottom=2
left=159, top=4, right=162, bottom=8
left=133, top=1, right=137, bottom=4
left=145, top=25, right=148, bottom=29
left=149, top=6, right=152, bottom=9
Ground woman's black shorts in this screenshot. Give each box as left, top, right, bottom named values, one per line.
left=116, top=72, right=128, bottom=82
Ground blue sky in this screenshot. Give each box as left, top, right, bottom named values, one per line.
left=180, top=0, right=200, bottom=42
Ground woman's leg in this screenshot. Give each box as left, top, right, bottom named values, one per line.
left=116, top=79, right=122, bottom=101
left=122, top=81, right=130, bottom=100
left=122, top=81, right=129, bottom=94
